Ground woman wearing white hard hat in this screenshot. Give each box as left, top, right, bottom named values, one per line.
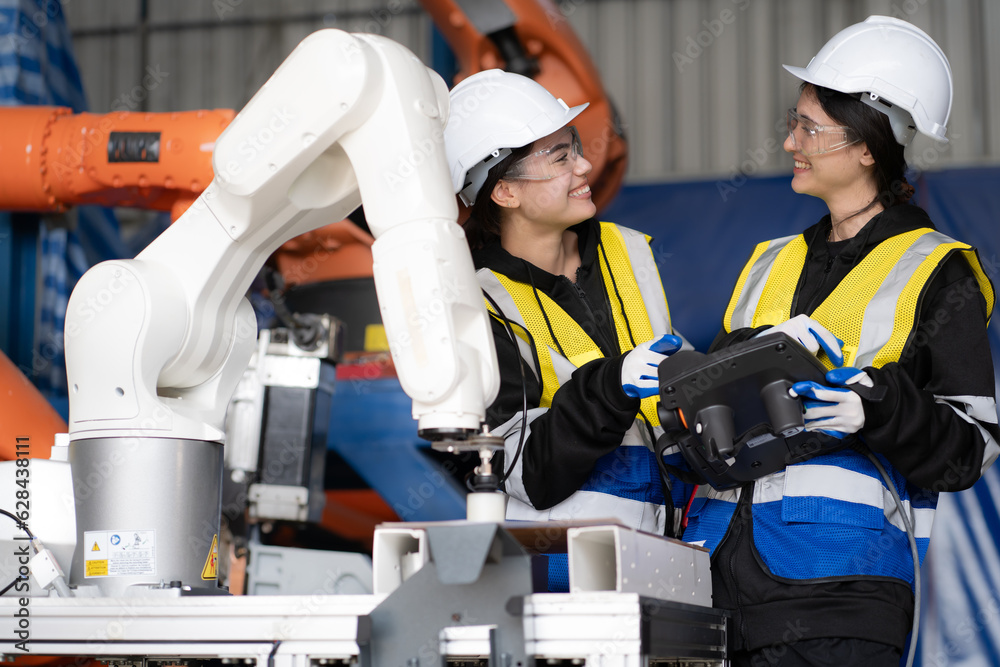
left=444, top=69, right=695, bottom=590
left=683, top=16, right=997, bottom=666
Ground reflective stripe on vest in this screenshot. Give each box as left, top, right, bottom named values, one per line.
left=723, top=228, right=995, bottom=369
left=723, top=234, right=801, bottom=333
left=481, top=222, right=671, bottom=424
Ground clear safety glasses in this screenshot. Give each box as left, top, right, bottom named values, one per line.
left=786, top=109, right=860, bottom=156
left=506, top=126, right=584, bottom=181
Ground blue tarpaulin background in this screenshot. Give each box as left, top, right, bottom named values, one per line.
left=0, top=0, right=125, bottom=418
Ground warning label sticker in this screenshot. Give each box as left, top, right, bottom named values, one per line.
left=83, top=530, right=155, bottom=577
left=201, top=534, right=219, bottom=580
left=86, top=559, right=108, bottom=577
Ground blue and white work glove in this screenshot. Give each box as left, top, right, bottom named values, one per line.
left=621, top=334, right=683, bottom=399
left=757, top=314, right=844, bottom=367
left=789, top=367, right=874, bottom=439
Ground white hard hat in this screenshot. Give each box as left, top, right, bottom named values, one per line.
left=445, top=69, right=588, bottom=206
left=783, top=15, right=952, bottom=145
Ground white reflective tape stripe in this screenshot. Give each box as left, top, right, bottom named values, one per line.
left=479, top=269, right=542, bottom=383
left=506, top=489, right=664, bottom=534
left=549, top=344, right=578, bottom=385
left=618, top=225, right=672, bottom=332
left=496, top=410, right=658, bottom=508
left=882, top=494, right=936, bottom=539
left=494, top=407, right=548, bottom=506
left=854, top=247, right=933, bottom=368
left=620, top=420, right=657, bottom=450
left=479, top=268, right=599, bottom=387
left=777, top=464, right=936, bottom=538
left=708, top=487, right=741, bottom=503
left=505, top=496, right=544, bottom=520
left=753, top=470, right=786, bottom=504
left=855, top=231, right=955, bottom=368
left=479, top=269, right=518, bottom=319
left=730, top=236, right=799, bottom=329
left=935, top=394, right=999, bottom=425
left=659, top=443, right=680, bottom=456
left=783, top=465, right=885, bottom=509
left=913, top=506, right=935, bottom=539
left=512, top=335, right=539, bottom=383
left=935, top=396, right=1000, bottom=475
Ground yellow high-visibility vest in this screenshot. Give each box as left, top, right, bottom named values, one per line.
left=724, top=228, right=994, bottom=369
left=480, top=222, right=673, bottom=425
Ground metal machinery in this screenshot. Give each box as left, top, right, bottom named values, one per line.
left=0, top=0, right=631, bottom=535
left=0, top=5, right=725, bottom=666
left=0, top=25, right=726, bottom=667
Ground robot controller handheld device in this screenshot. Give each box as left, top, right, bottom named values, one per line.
left=656, top=333, right=842, bottom=489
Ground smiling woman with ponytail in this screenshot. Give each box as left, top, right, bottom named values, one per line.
left=443, top=69, right=696, bottom=591
left=686, top=16, right=998, bottom=667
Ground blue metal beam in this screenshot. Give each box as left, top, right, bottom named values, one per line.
left=327, top=377, right=467, bottom=521
left=0, top=212, right=38, bottom=376
left=430, top=24, right=457, bottom=86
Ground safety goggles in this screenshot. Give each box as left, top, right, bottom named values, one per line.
left=506, top=126, right=584, bottom=181
left=786, top=109, right=860, bottom=156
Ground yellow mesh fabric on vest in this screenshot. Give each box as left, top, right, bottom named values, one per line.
left=492, top=273, right=600, bottom=408
left=966, top=249, right=996, bottom=325
left=486, top=223, right=662, bottom=423
left=731, top=227, right=995, bottom=372
left=752, top=236, right=808, bottom=328
left=597, top=223, right=660, bottom=425
left=483, top=295, right=556, bottom=406
left=724, top=241, right=771, bottom=332
left=810, top=229, right=931, bottom=369
left=868, top=244, right=994, bottom=368
left=483, top=301, right=533, bottom=348
left=597, top=225, right=655, bottom=351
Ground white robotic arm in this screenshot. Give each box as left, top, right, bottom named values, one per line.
left=65, top=30, right=499, bottom=444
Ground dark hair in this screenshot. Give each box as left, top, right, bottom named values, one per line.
left=462, top=143, right=535, bottom=250
left=803, top=82, right=914, bottom=210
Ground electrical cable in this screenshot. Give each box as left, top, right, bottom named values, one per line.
left=266, top=640, right=282, bottom=667
left=482, top=290, right=529, bottom=486
left=0, top=508, right=35, bottom=539
left=682, top=485, right=700, bottom=530
left=598, top=239, right=638, bottom=347
left=1, top=507, right=35, bottom=596
left=863, top=448, right=920, bottom=667
left=599, top=236, right=684, bottom=535
left=597, top=238, right=664, bottom=432
left=262, top=266, right=325, bottom=351
left=523, top=260, right=568, bottom=360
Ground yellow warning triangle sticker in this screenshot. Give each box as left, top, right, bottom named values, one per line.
left=92, top=541, right=100, bottom=551
left=201, top=534, right=219, bottom=580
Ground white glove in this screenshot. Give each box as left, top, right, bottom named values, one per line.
left=621, top=334, right=683, bottom=399
left=757, top=314, right=844, bottom=367
left=789, top=368, right=873, bottom=438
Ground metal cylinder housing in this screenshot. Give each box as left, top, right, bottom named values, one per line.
left=68, top=437, right=223, bottom=596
